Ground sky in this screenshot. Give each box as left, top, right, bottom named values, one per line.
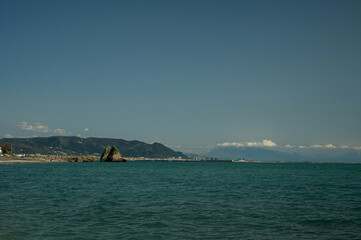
left=1, top=0, right=361, bottom=154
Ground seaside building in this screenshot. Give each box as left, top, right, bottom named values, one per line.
left=0, top=146, right=2, bottom=154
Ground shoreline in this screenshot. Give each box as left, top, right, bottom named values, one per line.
left=0, top=156, right=68, bottom=164
left=1, top=156, right=360, bottom=164
left=0, top=157, right=224, bottom=164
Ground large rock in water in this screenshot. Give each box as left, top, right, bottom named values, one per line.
left=100, top=146, right=111, bottom=162
left=101, top=146, right=126, bottom=162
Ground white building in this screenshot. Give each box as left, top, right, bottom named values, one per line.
left=0, top=146, right=2, bottom=155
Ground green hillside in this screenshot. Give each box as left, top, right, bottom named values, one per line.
left=0, top=136, right=187, bottom=158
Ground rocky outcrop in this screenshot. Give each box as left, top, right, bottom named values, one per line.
left=100, top=146, right=126, bottom=162
left=67, top=155, right=95, bottom=162
left=100, top=146, right=111, bottom=162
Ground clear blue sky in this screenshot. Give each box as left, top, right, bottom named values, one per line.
left=1, top=0, right=361, bottom=153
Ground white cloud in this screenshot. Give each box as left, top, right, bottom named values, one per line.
left=217, top=142, right=245, bottom=147
left=310, top=144, right=323, bottom=148
left=4, top=134, right=14, bottom=138
left=53, top=129, right=70, bottom=136
left=19, top=122, right=50, bottom=133
left=248, top=139, right=277, bottom=147
left=324, top=144, right=336, bottom=149
left=310, top=144, right=336, bottom=149
left=217, top=139, right=277, bottom=148
left=246, top=142, right=260, bottom=147
left=19, top=122, right=71, bottom=136
left=217, top=141, right=361, bottom=151
left=84, top=128, right=89, bottom=132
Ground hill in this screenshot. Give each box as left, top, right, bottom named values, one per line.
left=0, top=136, right=187, bottom=158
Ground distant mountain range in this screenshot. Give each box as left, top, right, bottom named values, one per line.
left=0, top=136, right=187, bottom=158
left=207, top=146, right=361, bottom=163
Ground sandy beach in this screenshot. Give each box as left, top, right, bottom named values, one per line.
left=0, top=156, right=67, bottom=164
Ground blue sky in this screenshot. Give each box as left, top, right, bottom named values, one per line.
left=1, top=0, right=361, bottom=153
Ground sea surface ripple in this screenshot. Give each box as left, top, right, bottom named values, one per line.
left=1, top=162, right=361, bottom=239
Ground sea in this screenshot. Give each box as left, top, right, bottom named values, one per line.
left=0, top=161, right=360, bottom=239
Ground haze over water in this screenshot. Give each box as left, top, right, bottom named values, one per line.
left=1, top=161, right=360, bottom=239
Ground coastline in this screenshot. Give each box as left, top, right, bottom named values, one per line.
left=1, top=156, right=360, bottom=164
left=0, top=156, right=67, bottom=164
left=0, top=157, right=223, bottom=164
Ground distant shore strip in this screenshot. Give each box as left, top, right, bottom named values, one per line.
left=0, top=156, right=228, bottom=164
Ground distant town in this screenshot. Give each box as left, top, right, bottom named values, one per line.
left=0, top=144, right=226, bottom=163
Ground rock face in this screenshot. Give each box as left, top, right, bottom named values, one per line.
left=67, top=155, right=95, bottom=162
left=100, top=146, right=111, bottom=162
left=101, top=146, right=126, bottom=162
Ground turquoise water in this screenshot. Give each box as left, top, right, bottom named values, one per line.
left=1, top=162, right=361, bottom=239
